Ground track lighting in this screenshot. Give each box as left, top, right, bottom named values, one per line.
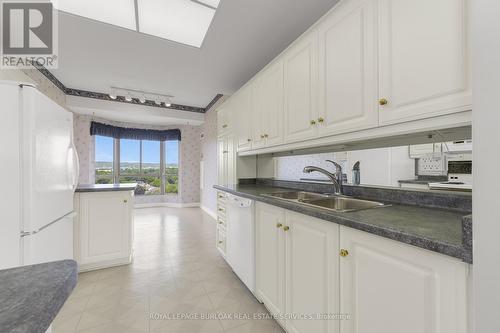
left=109, top=86, right=174, bottom=107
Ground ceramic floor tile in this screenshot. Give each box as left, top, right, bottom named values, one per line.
left=54, top=207, right=280, bottom=333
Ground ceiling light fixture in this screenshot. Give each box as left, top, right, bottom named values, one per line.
left=110, top=86, right=174, bottom=107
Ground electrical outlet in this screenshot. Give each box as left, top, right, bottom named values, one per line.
left=418, top=154, right=447, bottom=176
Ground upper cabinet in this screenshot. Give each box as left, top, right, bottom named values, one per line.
left=223, top=0, right=471, bottom=154
left=252, top=60, right=284, bottom=148
left=317, top=0, right=379, bottom=136
left=283, top=32, right=319, bottom=143
left=234, top=84, right=253, bottom=151
left=378, top=0, right=470, bottom=124
left=217, top=101, right=232, bottom=135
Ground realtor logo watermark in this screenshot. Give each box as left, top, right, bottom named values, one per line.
left=1, top=0, right=58, bottom=69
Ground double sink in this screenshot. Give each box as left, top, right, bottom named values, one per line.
left=263, top=191, right=389, bottom=213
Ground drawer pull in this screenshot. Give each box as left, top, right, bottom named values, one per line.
left=276, top=223, right=283, bottom=228
left=283, top=226, right=290, bottom=231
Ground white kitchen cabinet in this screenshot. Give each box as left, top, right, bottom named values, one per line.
left=234, top=84, right=254, bottom=151
left=378, top=0, right=471, bottom=124
left=339, top=226, right=468, bottom=333
left=217, top=134, right=236, bottom=186
left=217, top=102, right=232, bottom=135
left=74, top=191, right=134, bottom=272
left=285, top=211, right=340, bottom=333
left=283, top=32, right=319, bottom=143
left=317, top=0, right=378, bottom=136
left=256, top=203, right=340, bottom=332
left=252, top=60, right=284, bottom=148
left=255, top=202, right=286, bottom=327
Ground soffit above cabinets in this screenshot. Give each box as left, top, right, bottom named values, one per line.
left=51, top=0, right=221, bottom=47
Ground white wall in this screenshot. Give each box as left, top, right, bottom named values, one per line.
left=274, top=146, right=415, bottom=187
left=472, top=1, right=500, bottom=331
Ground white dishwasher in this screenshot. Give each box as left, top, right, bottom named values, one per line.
left=226, top=194, right=255, bottom=294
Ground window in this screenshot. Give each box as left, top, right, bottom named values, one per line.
left=94, top=136, right=179, bottom=195
left=165, top=141, right=179, bottom=194
left=95, top=135, right=114, bottom=184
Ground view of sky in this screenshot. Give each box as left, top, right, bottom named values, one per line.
left=95, top=136, right=179, bottom=165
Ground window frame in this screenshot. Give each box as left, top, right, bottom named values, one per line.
left=94, top=135, right=179, bottom=195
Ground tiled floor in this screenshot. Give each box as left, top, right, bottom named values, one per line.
left=53, top=207, right=284, bottom=333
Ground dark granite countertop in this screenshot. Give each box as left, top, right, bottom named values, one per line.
left=76, top=183, right=137, bottom=193
left=214, top=184, right=472, bottom=263
left=0, top=260, right=78, bottom=333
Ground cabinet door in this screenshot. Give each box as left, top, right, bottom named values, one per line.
left=285, top=211, right=340, bottom=333
left=251, top=76, right=267, bottom=149
left=217, top=103, right=231, bottom=135
left=236, top=85, right=253, bottom=151
left=379, top=0, right=470, bottom=124
left=217, top=137, right=227, bottom=186
left=226, top=134, right=236, bottom=185
left=339, top=226, right=468, bottom=333
left=283, top=32, right=319, bottom=143
left=78, top=192, right=132, bottom=266
left=317, top=0, right=378, bottom=136
left=253, top=60, right=284, bottom=148
left=255, top=202, right=286, bottom=327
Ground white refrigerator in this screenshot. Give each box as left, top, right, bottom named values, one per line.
left=0, top=81, right=79, bottom=270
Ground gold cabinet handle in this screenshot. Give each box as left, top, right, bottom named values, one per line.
left=340, top=249, right=349, bottom=257
left=379, top=98, right=388, bottom=106
left=218, top=241, right=223, bottom=244
left=283, top=226, right=290, bottom=231
left=222, top=124, right=228, bottom=128
left=310, top=120, right=316, bottom=125
left=260, top=134, right=265, bottom=139
left=276, top=223, right=283, bottom=228
left=218, top=208, right=224, bottom=211
left=318, top=117, right=324, bottom=123
left=264, top=134, right=269, bottom=138
left=218, top=221, right=223, bottom=225
left=247, top=138, right=252, bottom=142
left=123, top=199, right=128, bottom=203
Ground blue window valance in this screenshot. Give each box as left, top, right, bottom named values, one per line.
left=90, top=121, right=181, bottom=141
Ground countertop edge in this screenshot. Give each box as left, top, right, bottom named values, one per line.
left=0, top=260, right=78, bottom=333
left=75, top=183, right=137, bottom=193
left=214, top=185, right=472, bottom=264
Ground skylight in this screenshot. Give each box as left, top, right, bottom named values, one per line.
left=51, top=0, right=221, bottom=48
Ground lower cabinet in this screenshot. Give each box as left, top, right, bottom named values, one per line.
left=74, top=191, right=134, bottom=272
left=255, top=202, right=286, bottom=327
left=255, top=203, right=469, bottom=333
left=256, top=203, right=340, bottom=333
left=339, top=226, right=468, bottom=333
left=285, top=211, right=339, bottom=333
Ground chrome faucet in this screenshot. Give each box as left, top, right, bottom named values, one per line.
left=326, top=160, right=343, bottom=194
left=303, top=161, right=343, bottom=195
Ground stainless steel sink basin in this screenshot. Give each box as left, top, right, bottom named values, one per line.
left=301, top=197, right=387, bottom=212
left=264, top=191, right=328, bottom=201
left=263, top=191, right=388, bottom=213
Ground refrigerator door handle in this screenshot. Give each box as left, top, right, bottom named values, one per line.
left=21, top=211, right=76, bottom=237
left=69, top=141, right=80, bottom=191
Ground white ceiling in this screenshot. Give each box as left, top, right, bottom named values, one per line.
left=51, top=0, right=339, bottom=108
